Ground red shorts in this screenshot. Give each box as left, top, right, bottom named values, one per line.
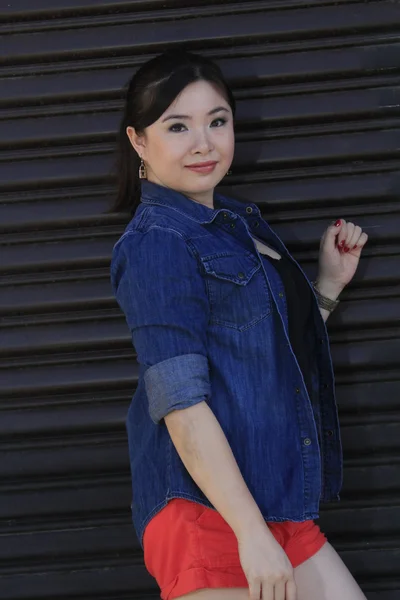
left=143, top=498, right=327, bottom=600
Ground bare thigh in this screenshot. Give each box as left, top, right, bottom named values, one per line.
left=295, top=542, right=367, bottom=600
left=176, top=589, right=248, bottom=599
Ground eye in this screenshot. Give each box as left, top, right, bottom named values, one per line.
left=211, top=117, right=227, bottom=127
left=168, top=123, right=187, bottom=133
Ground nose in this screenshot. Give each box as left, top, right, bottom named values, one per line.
left=192, top=126, right=214, bottom=155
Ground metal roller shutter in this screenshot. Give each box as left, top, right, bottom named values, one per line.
left=1, top=1, right=399, bottom=598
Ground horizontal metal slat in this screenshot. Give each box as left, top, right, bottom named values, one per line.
left=0, top=398, right=128, bottom=438
left=0, top=563, right=156, bottom=599
left=0, top=479, right=132, bottom=521
left=0, top=0, right=141, bottom=19
left=331, top=337, right=400, bottom=371
left=0, top=357, right=138, bottom=397
left=341, top=422, right=400, bottom=458
left=0, top=317, right=128, bottom=356
left=0, top=440, right=130, bottom=480
left=0, top=277, right=113, bottom=315
left=321, top=504, right=400, bottom=536
left=0, top=523, right=138, bottom=570
left=1, top=235, right=114, bottom=272
left=2, top=42, right=400, bottom=108
left=343, top=464, right=400, bottom=498
left=2, top=4, right=400, bottom=65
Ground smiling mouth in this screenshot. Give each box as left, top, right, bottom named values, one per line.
left=186, top=161, right=218, bottom=168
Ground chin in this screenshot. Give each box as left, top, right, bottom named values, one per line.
left=189, top=175, right=224, bottom=190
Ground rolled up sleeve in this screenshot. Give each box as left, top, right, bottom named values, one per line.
left=144, top=353, right=209, bottom=424
left=111, top=226, right=211, bottom=423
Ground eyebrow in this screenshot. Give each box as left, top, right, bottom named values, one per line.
left=162, top=106, right=230, bottom=122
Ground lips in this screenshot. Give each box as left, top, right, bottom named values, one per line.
left=186, top=161, right=217, bottom=168
left=185, top=161, right=218, bottom=174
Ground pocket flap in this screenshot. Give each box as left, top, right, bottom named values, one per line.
left=201, top=253, right=260, bottom=285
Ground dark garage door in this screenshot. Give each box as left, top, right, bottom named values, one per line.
left=1, top=1, right=400, bottom=598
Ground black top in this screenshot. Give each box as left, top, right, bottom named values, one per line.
left=261, top=252, right=315, bottom=400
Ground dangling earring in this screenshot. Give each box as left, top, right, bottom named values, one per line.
left=226, top=169, right=232, bottom=176
left=139, top=158, right=147, bottom=179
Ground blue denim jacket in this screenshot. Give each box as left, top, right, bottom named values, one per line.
left=110, top=181, right=342, bottom=546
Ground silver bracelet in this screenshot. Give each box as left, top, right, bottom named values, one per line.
left=312, top=282, right=340, bottom=313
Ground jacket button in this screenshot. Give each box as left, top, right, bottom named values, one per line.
left=246, top=206, right=253, bottom=214
left=230, top=223, right=236, bottom=229
left=222, top=212, right=229, bottom=219
left=304, top=438, right=312, bottom=446
left=238, top=272, right=245, bottom=279
left=279, top=292, right=284, bottom=298
left=326, top=430, right=334, bottom=437
left=295, top=387, right=300, bottom=394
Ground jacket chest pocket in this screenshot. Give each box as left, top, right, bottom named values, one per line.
left=201, top=252, right=271, bottom=331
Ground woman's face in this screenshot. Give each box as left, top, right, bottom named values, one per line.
left=127, top=80, right=235, bottom=208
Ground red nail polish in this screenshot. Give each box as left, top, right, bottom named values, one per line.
left=344, top=246, right=350, bottom=253
left=335, top=219, right=341, bottom=227
left=339, top=240, right=345, bottom=247
left=353, top=245, right=357, bottom=249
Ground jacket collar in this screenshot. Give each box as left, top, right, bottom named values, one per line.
left=140, top=180, right=260, bottom=224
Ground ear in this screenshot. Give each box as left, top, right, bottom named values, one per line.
left=126, top=126, right=147, bottom=159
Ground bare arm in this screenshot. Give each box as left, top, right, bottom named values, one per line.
left=164, top=400, right=266, bottom=538
left=164, top=401, right=296, bottom=599
left=316, top=218, right=368, bottom=322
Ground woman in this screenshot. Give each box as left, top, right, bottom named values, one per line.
left=110, top=49, right=368, bottom=600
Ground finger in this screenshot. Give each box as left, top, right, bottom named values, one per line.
left=349, top=224, right=362, bottom=247
left=359, top=231, right=368, bottom=247
left=345, top=224, right=361, bottom=252
left=286, top=578, right=297, bottom=600
left=336, top=219, right=347, bottom=250
left=351, top=231, right=368, bottom=255
left=249, top=578, right=262, bottom=600
left=274, top=580, right=286, bottom=600
left=322, top=218, right=345, bottom=251
left=343, top=222, right=355, bottom=252
left=350, top=227, right=365, bottom=251
left=260, top=582, right=273, bottom=600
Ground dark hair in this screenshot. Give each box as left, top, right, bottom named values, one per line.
left=110, top=49, right=236, bottom=216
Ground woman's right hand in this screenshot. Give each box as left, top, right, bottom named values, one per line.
left=237, top=525, right=297, bottom=600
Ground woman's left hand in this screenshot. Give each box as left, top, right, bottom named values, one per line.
left=316, top=218, right=368, bottom=299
